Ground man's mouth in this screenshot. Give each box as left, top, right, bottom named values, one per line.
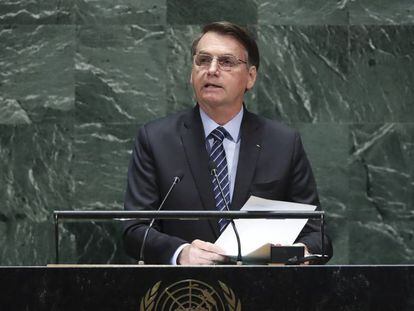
left=204, top=83, right=222, bottom=89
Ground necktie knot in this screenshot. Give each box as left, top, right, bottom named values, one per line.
left=210, top=126, right=228, bottom=143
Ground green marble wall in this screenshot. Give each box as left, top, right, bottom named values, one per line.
left=0, top=1, right=413, bottom=265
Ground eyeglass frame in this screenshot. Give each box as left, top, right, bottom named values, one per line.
left=192, top=53, right=249, bottom=71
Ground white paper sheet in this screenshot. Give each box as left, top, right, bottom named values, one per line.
left=214, top=196, right=317, bottom=260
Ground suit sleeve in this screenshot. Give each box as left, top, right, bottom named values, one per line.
left=288, top=132, right=333, bottom=261
left=122, top=125, right=187, bottom=264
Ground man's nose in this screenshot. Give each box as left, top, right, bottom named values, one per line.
left=207, top=57, right=219, bottom=75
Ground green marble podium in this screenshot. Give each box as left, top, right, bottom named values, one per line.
left=0, top=265, right=413, bottom=310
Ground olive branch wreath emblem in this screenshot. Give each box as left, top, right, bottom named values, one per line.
left=139, top=280, right=241, bottom=311
left=218, top=281, right=242, bottom=311
left=140, top=281, right=161, bottom=311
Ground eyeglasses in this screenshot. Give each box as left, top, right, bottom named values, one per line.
left=193, top=53, right=247, bottom=71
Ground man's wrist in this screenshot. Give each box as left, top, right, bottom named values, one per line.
left=171, top=243, right=190, bottom=265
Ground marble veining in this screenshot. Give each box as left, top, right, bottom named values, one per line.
left=75, top=25, right=166, bottom=124
left=349, top=0, right=414, bottom=24
left=0, top=2, right=413, bottom=265
left=0, top=0, right=166, bottom=24
left=257, top=25, right=349, bottom=123
left=349, top=123, right=414, bottom=264
left=167, top=0, right=257, bottom=25
left=257, top=0, right=349, bottom=25
left=348, top=26, right=414, bottom=122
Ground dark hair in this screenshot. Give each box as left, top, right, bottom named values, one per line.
left=191, top=21, right=260, bottom=70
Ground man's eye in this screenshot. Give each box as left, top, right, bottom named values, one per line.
left=198, top=55, right=211, bottom=64
left=219, top=57, right=235, bottom=67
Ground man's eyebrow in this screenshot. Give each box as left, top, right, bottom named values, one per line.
left=197, top=50, right=211, bottom=55
left=197, top=50, right=235, bottom=56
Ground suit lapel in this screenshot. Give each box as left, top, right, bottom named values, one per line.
left=231, top=110, right=263, bottom=211
left=180, top=106, right=220, bottom=237
left=180, top=106, right=264, bottom=235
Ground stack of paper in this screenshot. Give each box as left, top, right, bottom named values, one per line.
left=214, top=196, right=316, bottom=261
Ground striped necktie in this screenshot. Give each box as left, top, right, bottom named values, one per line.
left=209, top=126, right=230, bottom=231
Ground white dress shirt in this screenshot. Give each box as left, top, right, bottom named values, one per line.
left=200, top=107, right=243, bottom=201
left=171, top=106, right=244, bottom=264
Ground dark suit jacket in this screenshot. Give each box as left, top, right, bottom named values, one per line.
left=123, top=105, right=333, bottom=264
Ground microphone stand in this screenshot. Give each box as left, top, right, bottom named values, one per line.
left=209, top=163, right=243, bottom=265
left=138, top=175, right=182, bottom=265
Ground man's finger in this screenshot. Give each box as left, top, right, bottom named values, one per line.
left=192, top=239, right=226, bottom=255
left=198, top=251, right=227, bottom=263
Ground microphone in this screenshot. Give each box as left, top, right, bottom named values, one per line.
left=138, top=172, right=184, bottom=265
left=208, top=161, right=243, bottom=265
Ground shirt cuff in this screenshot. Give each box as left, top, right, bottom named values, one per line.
left=171, top=243, right=190, bottom=265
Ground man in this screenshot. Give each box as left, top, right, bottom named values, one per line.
left=123, top=21, right=333, bottom=265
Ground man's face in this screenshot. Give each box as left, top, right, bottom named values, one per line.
left=190, top=32, right=257, bottom=112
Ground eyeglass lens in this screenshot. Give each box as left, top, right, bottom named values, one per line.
left=194, top=54, right=243, bottom=70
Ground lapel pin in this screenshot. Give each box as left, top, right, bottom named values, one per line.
left=256, top=144, right=261, bottom=148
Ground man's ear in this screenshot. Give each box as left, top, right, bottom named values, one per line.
left=190, top=71, right=193, bottom=85
left=246, top=66, right=257, bottom=91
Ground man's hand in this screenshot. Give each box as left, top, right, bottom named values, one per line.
left=177, top=239, right=228, bottom=265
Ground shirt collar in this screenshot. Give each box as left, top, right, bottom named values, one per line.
left=199, top=106, right=243, bottom=142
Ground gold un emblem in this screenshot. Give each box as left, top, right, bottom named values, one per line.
left=139, top=279, right=241, bottom=311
